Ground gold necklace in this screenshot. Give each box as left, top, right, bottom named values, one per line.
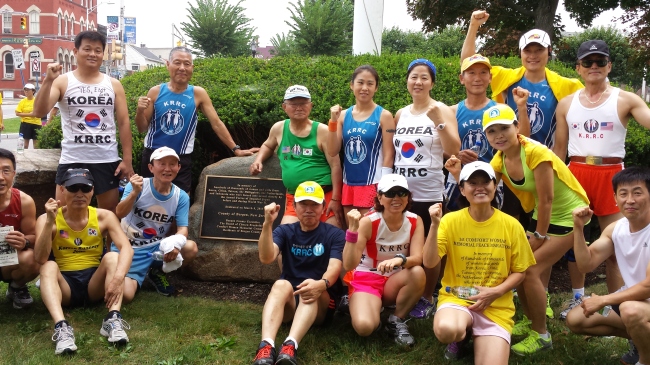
left=583, top=86, right=609, bottom=105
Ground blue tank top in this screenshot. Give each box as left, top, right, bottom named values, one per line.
left=144, top=83, right=198, bottom=155
left=504, top=77, right=558, bottom=148
left=456, top=100, right=496, bottom=163
left=342, top=105, right=384, bottom=185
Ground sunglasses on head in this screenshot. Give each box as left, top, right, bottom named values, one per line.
left=65, top=184, right=93, bottom=193
left=580, top=59, right=609, bottom=68
left=382, top=189, right=409, bottom=198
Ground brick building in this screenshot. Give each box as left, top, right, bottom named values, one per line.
left=0, top=0, right=105, bottom=99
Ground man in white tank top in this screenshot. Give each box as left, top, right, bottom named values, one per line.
left=555, top=40, right=650, bottom=299
left=566, top=167, right=650, bottom=365
left=33, top=31, right=134, bottom=214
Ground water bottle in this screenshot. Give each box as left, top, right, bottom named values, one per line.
left=469, top=140, right=482, bottom=154
left=118, top=178, right=128, bottom=195
left=446, top=286, right=479, bottom=299
left=147, top=250, right=165, bottom=261
left=17, top=133, right=24, bottom=154
left=577, top=293, right=611, bottom=317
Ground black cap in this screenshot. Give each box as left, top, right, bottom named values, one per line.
left=577, top=40, right=610, bottom=60
left=61, top=168, right=94, bottom=187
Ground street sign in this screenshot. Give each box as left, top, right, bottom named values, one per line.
left=11, top=49, right=25, bottom=70
left=29, top=51, right=40, bottom=73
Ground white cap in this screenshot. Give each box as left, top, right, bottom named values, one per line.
left=284, top=85, right=311, bottom=100
left=23, top=83, right=36, bottom=90
left=150, top=146, right=179, bottom=162
left=459, top=161, right=496, bottom=183
left=377, top=174, right=409, bottom=193
left=519, top=29, right=551, bottom=49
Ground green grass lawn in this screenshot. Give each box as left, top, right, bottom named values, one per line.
left=0, top=281, right=628, bottom=365
left=2, top=117, right=21, bottom=133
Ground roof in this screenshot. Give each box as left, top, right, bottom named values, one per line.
left=127, top=44, right=164, bottom=63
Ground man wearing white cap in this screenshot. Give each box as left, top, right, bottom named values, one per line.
left=250, top=85, right=344, bottom=228
left=15, top=83, right=41, bottom=149
left=461, top=10, right=583, bottom=148
left=134, top=47, right=258, bottom=193
left=114, top=146, right=197, bottom=299
left=253, top=181, right=345, bottom=365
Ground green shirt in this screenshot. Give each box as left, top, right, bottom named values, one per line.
left=278, top=119, right=332, bottom=194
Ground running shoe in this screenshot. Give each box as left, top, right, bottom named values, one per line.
left=512, top=315, right=532, bottom=336
left=511, top=331, right=552, bottom=356
left=52, top=322, right=77, bottom=355
left=444, top=329, right=472, bottom=360
left=6, top=284, right=34, bottom=309
left=252, top=340, right=276, bottom=365
left=100, top=312, right=130, bottom=344
left=275, top=340, right=297, bottom=365
left=546, top=292, right=554, bottom=319
left=385, top=316, right=415, bottom=347
left=147, top=267, right=175, bottom=296
left=409, top=296, right=435, bottom=319
left=560, top=294, right=583, bottom=320
left=620, top=339, right=639, bottom=365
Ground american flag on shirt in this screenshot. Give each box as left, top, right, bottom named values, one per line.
left=600, top=122, right=614, bottom=131
left=59, top=230, right=69, bottom=238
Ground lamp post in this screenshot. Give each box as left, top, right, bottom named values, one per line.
left=86, top=1, right=114, bottom=31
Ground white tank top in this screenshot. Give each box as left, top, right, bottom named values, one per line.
left=566, top=87, right=626, bottom=158
left=58, top=72, right=120, bottom=164
left=612, top=218, right=650, bottom=288
left=393, top=105, right=444, bottom=201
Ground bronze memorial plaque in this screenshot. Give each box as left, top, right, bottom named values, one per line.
left=199, top=175, right=286, bottom=241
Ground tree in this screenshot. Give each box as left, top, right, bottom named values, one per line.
left=181, top=0, right=256, bottom=57
left=405, top=0, right=627, bottom=56
left=285, top=0, right=354, bottom=56
left=270, top=33, right=298, bottom=56
left=382, top=26, right=465, bottom=57
left=618, top=2, right=650, bottom=68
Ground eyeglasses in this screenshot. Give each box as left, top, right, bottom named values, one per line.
left=65, top=184, right=93, bottom=193
left=284, top=102, right=311, bottom=109
left=382, top=189, right=409, bottom=198
left=0, top=169, right=14, bottom=176
left=579, top=59, right=609, bottom=68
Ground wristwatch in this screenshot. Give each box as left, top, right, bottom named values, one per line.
left=23, top=238, right=30, bottom=251
left=395, top=253, right=407, bottom=267
left=436, top=123, right=446, bottom=130
left=322, top=278, right=330, bottom=289
left=231, top=145, right=241, bottom=153
left=533, top=231, right=550, bottom=241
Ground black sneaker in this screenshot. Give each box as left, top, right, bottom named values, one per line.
left=6, top=284, right=34, bottom=309
left=146, top=267, right=175, bottom=296
left=338, top=294, right=350, bottom=315
left=252, top=340, right=276, bottom=365
left=620, top=339, right=639, bottom=365
left=385, top=317, right=415, bottom=346
left=275, top=340, right=297, bottom=365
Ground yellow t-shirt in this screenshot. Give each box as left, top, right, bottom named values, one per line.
left=15, top=98, right=42, bottom=125
left=437, top=208, right=536, bottom=333
left=53, top=206, right=103, bottom=271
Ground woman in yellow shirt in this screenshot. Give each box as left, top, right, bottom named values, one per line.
left=15, top=83, right=42, bottom=149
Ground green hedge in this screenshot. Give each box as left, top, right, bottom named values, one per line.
left=38, top=54, right=650, bottom=190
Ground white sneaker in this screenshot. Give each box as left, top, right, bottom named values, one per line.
left=52, top=322, right=77, bottom=355
left=560, top=295, right=583, bottom=320
left=100, top=312, right=130, bottom=344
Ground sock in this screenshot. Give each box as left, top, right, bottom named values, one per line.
left=55, top=320, right=69, bottom=329
left=538, top=331, right=551, bottom=340
left=261, top=338, right=275, bottom=348
left=105, top=310, right=121, bottom=321
left=284, top=336, right=298, bottom=349
left=388, top=314, right=403, bottom=323
left=572, top=288, right=585, bottom=297
left=9, top=281, right=22, bottom=289
left=545, top=288, right=549, bottom=294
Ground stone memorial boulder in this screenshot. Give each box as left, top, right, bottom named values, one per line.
left=186, top=154, right=283, bottom=282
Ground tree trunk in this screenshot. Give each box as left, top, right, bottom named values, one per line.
left=534, top=0, right=560, bottom=42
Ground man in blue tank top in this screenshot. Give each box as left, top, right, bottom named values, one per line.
left=135, top=47, right=258, bottom=193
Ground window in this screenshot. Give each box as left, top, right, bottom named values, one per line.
left=2, top=12, right=11, bottom=34
left=57, top=13, right=62, bottom=35
left=29, top=11, right=39, bottom=35
left=64, top=16, right=68, bottom=36
left=3, top=52, right=15, bottom=79
left=132, top=64, right=140, bottom=71
left=70, top=17, right=74, bottom=36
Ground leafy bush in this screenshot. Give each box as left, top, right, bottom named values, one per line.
left=39, top=53, right=649, bottom=192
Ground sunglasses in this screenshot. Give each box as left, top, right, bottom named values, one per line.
left=579, top=59, right=609, bottom=68
left=382, top=189, right=409, bottom=198
left=65, top=184, right=93, bottom=193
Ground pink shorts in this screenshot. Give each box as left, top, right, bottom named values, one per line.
left=437, top=303, right=511, bottom=344
left=342, top=184, right=377, bottom=208
left=349, top=270, right=389, bottom=299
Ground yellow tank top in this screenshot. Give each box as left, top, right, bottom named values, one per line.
left=53, top=206, right=103, bottom=271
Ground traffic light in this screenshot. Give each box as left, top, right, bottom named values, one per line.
left=112, top=40, right=123, bottom=60
left=20, top=17, right=27, bottom=30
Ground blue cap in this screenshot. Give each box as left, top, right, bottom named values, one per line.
left=407, top=59, right=437, bottom=80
